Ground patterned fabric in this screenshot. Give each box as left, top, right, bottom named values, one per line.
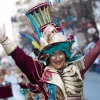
left=55, top=85, right=65, bottom=100
left=48, top=83, right=56, bottom=100
left=58, top=63, right=84, bottom=97
left=67, top=96, right=81, bottom=100
left=42, top=69, right=52, bottom=81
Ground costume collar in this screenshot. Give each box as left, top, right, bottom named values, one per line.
left=42, top=62, right=84, bottom=98
left=42, top=65, right=67, bottom=98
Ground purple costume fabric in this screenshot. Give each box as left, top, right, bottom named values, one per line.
left=0, top=83, right=13, bottom=99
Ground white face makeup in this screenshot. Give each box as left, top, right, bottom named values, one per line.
left=49, top=51, right=66, bottom=70
left=51, top=52, right=64, bottom=60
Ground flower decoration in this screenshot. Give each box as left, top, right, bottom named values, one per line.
left=42, top=69, right=52, bottom=81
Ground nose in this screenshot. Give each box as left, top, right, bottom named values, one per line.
left=56, top=55, right=60, bottom=61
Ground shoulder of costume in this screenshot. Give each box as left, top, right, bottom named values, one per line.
left=67, top=56, right=84, bottom=64
left=67, top=56, right=85, bottom=70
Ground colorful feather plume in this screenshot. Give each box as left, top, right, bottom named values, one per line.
left=19, top=32, right=40, bottom=50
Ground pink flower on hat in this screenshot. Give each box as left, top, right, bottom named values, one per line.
left=67, top=34, right=74, bottom=41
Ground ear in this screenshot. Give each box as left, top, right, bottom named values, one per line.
left=44, top=54, right=49, bottom=61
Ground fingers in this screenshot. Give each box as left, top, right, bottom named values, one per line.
left=0, top=23, right=5, bottom=36
left=3, top=23, right=5, bottom=29
left=3, top=23, right=5, bottom=34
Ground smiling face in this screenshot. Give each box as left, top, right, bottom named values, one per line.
left=49, top=51, right=66, bottom=70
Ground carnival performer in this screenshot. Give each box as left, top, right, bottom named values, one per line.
left=0, top=2, right=100, bottom=100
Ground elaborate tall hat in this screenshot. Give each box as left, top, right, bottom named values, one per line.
left=20, top=2, right=75, bottom=62
left=25, top=2, right=62, bottom=34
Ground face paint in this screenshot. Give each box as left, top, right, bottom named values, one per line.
left=59, top=52, right=64, bottom=58
left=51, top=54, right=56, bottom=60
left=49, top=51, right=66, bottom=70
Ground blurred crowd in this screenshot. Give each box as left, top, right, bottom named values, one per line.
left=0, top=56, right=45, bottom=100
left=77, top=34, right=100, bottom=74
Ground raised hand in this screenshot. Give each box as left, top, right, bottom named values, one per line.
left=0, top=24, right=7, bottom=42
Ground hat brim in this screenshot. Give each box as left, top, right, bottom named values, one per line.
left=38, top=41, right=71, bottom=61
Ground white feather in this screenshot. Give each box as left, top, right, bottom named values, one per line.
left=48, top=0, right=56, bottom=5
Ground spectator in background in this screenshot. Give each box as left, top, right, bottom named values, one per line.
left=84, top=34, right=99, bottom=72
